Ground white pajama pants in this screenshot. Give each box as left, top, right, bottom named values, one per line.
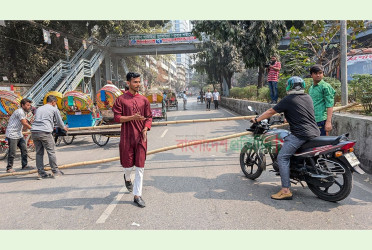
left=123, top=166, right=144, bottom=196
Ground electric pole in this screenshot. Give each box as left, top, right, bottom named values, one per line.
left=340, top=20, right=348, bottom=106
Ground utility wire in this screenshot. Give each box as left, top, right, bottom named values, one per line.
left=0, top=34, right=67, bottom=57
left=26, top=20, right=108, bottom=50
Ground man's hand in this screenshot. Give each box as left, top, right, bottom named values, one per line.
left=64, top=126, right=69, bottom=131
left=142, top=128, right=148, bottom=142
left=132, top=113, right=145, bottom=121
left=325, top=120, right=332, bottom=133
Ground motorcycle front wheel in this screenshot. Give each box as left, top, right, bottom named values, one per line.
left=307, top=158, right=352, bottom=202
left=240, top=145, right=265, bottom=180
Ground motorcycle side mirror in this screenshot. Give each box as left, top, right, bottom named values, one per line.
left=247, top=106, right=259, bottom=115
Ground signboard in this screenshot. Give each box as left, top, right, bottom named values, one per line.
left=347, top=54, right=372, bottom=80
left=129, top=32, right=198, bottom=46
left=64, top=38, right=69, bottom=50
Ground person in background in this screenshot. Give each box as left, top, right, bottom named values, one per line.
left=5, top=98, right=34, bottom=173
left=31, top=95, right=68, bottom=179
left=266, top=55, right=281, bottom=104
left=212, top=89, right=220, bottom=109
left=182, top=91, right=188, bottom=110
left=199, top=89, right=204, bottom=104
left=308, top=65, right=336, bottom=136
left=205, top=89, right=213, bottom=111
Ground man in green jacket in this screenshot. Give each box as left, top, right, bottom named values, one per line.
left=309, top=65, right=336, bottom=136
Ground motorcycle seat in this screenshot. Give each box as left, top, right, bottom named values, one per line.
left=298, top=136, right=341, bottom=150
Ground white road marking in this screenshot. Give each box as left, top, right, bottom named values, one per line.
left=354, top=181, right=372, bottom=194
left=96, top=186, right=127, bottom=224
left=161, top=129, right=168, bottom=138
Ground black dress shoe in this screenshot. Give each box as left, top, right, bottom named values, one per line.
left=124, top=174, right=133, bottom=192
left=134, top=196, right=146, bottom=208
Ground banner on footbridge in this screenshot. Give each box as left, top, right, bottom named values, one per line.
left=129, top=32, right=199, bottom=45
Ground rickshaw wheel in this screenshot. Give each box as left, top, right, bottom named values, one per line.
left=63, top=136, right=75, bottom=145
left=92, top=119, right=110, bottom=147
left=92, top=134, right=110, bottom=147
left=25, top=134, right=36, bottom=160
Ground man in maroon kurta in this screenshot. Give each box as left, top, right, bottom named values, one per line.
left=112, top=72, right=152, bottom=208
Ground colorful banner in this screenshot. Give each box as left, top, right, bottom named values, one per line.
left=129, top=32, right=198, bottom=46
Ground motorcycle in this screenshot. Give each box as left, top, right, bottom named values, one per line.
left=240, top=106, right=365, bottom=202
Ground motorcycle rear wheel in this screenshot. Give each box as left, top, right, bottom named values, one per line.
left=307, top=158, right=352, bottom=202
left=240, top=146, right=265, bottom=180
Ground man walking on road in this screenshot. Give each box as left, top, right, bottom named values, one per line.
left=182, top=91, right=188, bottom=110
left=205, top=89, right=212, bottom=111
left=5, top=98, right=34, bottom=173
left=112, top=72, right=153, bottom=208
left=212, top=89, right=220, bottom=109
left=31, top=95, right=67, bottom=179
left=309, top=65, right=336, bottom=136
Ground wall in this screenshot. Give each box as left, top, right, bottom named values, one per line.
left=221, top=97, right=372, bottom=173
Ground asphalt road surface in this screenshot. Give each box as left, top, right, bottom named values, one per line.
left=1, top=97, right=371, bottom=229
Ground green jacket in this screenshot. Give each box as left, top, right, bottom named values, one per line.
left=309, top=79, right=336, bottom=122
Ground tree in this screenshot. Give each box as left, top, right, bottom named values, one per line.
left=0, top=20, right=166, bottom=84
left=289, top=20, right=365, bottom=76
left=192, top=39, right=243, bottom=93
left=193, top=21, right=287, bottom=90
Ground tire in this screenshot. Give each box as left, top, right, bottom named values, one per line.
left=25, top=134, right=36, bottom=160
left=307, top=158, right=352, bottom=202
left=63, top=135, right=75, bottom=145
left=92, top=134, right=110, bottom=147
left=0, top=143, right=8, bottom=160
left=240, top=145, right=265, bottom=180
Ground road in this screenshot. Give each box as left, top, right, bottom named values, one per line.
left=0, top=97, right=371, bottom=229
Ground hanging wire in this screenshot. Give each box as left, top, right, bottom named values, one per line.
left=0, top=34, right=67, bottom=57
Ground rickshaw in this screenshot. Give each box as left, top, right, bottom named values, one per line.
left=166, top=91, right=178, bottom=111
left=61, top=91, right=100, bottom=145
left=93, top=84, right=123, bottom=147
left=0, top=90, right=36, bottom=160
left=146, top=92, right=167, bottom=121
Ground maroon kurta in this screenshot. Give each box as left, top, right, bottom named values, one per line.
left=112, top=92, right=152, bottom=168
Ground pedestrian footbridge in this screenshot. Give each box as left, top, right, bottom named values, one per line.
left=24, top=32, right=203, bottom=106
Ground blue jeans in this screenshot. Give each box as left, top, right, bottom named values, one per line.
left=277, top=134, right=307, bottom=188
left=268, top=81, right=278, bottom=102
left=317, top=120, right=327, bottom=136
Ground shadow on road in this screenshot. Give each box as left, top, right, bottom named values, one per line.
left=31, top=191, right=134, bottom=210
left=146, top=172, right=372, bottom=213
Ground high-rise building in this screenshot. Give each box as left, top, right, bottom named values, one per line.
left=169, top=20, right=195, bottom=89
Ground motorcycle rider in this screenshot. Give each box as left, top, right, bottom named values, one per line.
left=250, top=76, right=320, bottom=200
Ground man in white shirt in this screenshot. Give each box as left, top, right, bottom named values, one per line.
left=205, top=89, right=213, bottom=111
left=212, top=89, right=220, bottom=109
left=5, top=98, right=33, bottom=173
left=182, top=91, right=188, bottom=110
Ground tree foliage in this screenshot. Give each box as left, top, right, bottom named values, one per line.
left=193, top=20, right=287, bottom=89
left=0, top=20, right=166, bottom=84
left=192, top=39, right=243, bottom=90
left=289, top=20, right=366, bottom=76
